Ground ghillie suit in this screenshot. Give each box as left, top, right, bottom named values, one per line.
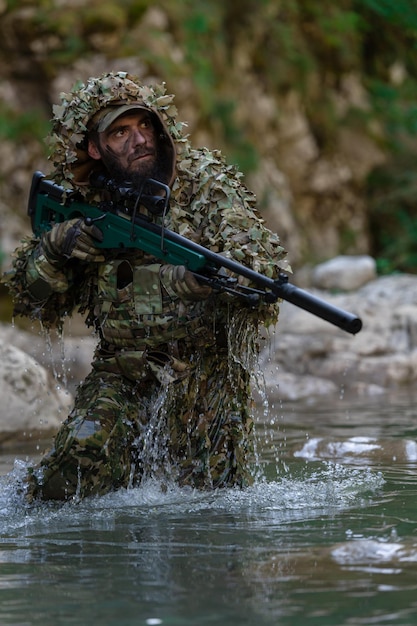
left=5, top=72, right=288, bottom=500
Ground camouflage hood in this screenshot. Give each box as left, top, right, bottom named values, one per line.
left=47, top=71, right=189, bottom=195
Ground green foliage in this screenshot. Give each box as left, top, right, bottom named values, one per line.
left=165, top=0, right=261, bottom=171
left=180, top=0, right=223, bottom=112
left=3, top=0, right=417, bottom=265
left=367, top=158, right=417, bottom=274
left=24, top=0, right=152, bottom=69
left=212, top=99, right=259, bottom=172
left=0, top=105, right=49, bottom=145
left=170, top=0, right=417, bottom=163
left=357, top=0, right=417, bottom=28
left=82, top=4, right=127, bottom=35
left=352, top=0, right=417, bottom=274
left=122, top=0, right=150, bottom=23
left=368, top=78, right=417, bottom=148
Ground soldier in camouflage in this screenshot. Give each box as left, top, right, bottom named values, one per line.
left=6, top=72, right=288, bottom=501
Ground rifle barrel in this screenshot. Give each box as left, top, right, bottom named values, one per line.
left=273, top=280, right=362, bottom=335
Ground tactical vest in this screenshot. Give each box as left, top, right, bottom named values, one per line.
left=93, top=256, right=215, bottom=351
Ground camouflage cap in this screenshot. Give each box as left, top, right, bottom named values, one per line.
left=91, top=104, right=149, bottom=132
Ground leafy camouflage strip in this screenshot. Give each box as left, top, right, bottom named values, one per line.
left=26, top=329, right=256, bottom=502
left=4, top=72, right=289, bottom=501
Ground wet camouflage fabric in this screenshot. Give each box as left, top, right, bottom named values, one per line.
left=27, top=321, right=256, bottom=500
left=4, top=72, right=289, bottom=501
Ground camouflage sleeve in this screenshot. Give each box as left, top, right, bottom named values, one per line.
left=172, top=149, right=290, bottom=326
left=174, top=149, right=289, bottom=278
left=206, top=186, right=288, bottom=279
left=3, top=235, right=84, bottom=328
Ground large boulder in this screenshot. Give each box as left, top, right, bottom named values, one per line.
left=262, top=273, right=417, bottom=401
left=0, top=340, right=72, bottom=441
left=312, top=255, right=377, bottom=291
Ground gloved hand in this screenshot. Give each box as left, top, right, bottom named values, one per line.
left=41, top=218, right=105, bottom=265
left=160, top=264, right=212, bottom=301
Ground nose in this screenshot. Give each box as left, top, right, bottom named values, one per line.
left=132, top=127, right=146, bottom=145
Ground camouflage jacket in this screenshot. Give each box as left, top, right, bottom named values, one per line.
left=5, top=72, right=288, bottom=378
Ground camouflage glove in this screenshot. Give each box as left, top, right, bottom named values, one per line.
left=160, top=264, right=212, bottom=301
left=42, top=218, right=105, bottom=266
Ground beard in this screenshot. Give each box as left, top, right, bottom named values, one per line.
left=98, top=143, right=171, bottom=189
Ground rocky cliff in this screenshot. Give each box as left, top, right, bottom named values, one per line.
left=1, top=0, right=416, bottom=272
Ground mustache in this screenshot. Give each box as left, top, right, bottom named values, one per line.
left=128, top=147, right=156, bottom=164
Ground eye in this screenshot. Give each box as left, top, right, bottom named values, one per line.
left=112, top=127, right=128, bottom=138
left=140, top=118, right=152, bottom=129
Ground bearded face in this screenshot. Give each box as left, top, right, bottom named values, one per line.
left=95, top=141, right=159, bottom=186
left=88, top=110, right=171, bottom=187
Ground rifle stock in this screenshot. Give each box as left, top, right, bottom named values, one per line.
left=28, top=171, right=362, bottom=335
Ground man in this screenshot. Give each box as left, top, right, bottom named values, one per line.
left=6, top=71, right=288, bottom=501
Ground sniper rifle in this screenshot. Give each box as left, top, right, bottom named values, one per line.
left=27, top=171, right=362, bottom=335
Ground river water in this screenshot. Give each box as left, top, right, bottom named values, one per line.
left=1, top=389, right=417, bottom=625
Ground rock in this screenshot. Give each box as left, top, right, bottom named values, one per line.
left=259, top=369, right=339, bottom=402
left=312, top=255, right=377, bottom=291
left=0, top=320, right=96, bottom=394
left=0, top=340, right=72, bottom=441
left=266, top=273, right=417, bottom=401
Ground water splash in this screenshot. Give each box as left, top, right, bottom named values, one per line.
left=0, top=457, right=384, bottom=536
left=133, top=384, right=173, bottom=486
left=40, top=324, right=69, bottom=391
